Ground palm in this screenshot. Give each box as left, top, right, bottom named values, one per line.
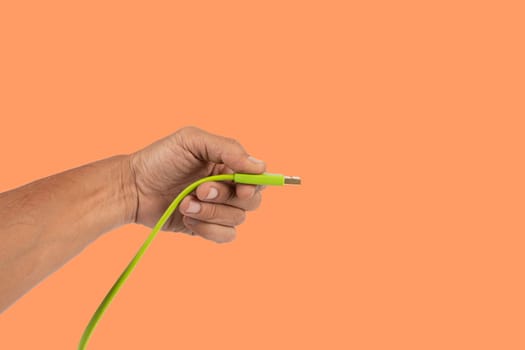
left=130, top=135, right=232, bottom=232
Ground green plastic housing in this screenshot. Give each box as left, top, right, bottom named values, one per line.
left=233, top=173, right=285, bottom=186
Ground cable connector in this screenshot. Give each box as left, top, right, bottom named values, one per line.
left=284, top=176, right=302, bottom=185
left=233, top=173, right=302, bottom=186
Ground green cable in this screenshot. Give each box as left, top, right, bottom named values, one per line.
left=79, top=173, right=300, bottom=349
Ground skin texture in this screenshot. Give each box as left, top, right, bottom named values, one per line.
left=0, top=127, right=265, bottom=313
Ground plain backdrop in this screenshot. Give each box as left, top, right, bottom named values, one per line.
left=0, top=1, right=524, bottom=349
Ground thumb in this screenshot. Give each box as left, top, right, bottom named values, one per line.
left=179, top=127, right=266, bottom=174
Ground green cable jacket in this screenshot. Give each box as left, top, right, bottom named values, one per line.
left=79, top=173, right=299, bottom=349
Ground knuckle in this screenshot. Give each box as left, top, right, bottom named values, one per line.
left=254, top=192, right=263, bottom=209
left=235, top=210, right=247, bottom=225
left=247, top=192, right=262, bottom=211
left=226, top=137, right=240, bottom=146
left=225, top=137, right=246, bottom=152
left=203, top=203, right=218, bottom=220
left=181, top=126, right=200, bottom=134
left=176, top=126, right=201, bottom=141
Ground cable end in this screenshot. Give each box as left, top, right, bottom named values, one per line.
left=284, top=176, right=302, bottom=185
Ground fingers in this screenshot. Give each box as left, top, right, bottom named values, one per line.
left=179, top=195, right=247, bottom=227
left=236, top=184, right=258, bottom=201
left=183, top=217, right=236, bottom=244
left=179, top=195, right=240, bottom=243
left=172, top=126, right=266, bottom=244
left=194, top=181, right=262, bottom=211
left=177, top=126, right=266, bottom=174
left=178, top=183, right=264, bottom=243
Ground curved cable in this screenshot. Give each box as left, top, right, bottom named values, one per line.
left=78, top=174, right=235, bottom=349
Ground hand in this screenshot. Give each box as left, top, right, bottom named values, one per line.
left=128, top=126, right=266, bottom=243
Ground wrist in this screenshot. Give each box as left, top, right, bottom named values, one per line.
left=118, top=154, right=139, bottom=225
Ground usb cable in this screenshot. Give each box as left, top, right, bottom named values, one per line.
left=79, top=173, right=301, bottom=349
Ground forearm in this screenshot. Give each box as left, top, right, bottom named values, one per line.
left=0, top=155, right=136, bottom=312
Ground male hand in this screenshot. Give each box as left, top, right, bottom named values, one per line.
left=129, top=127, right=266, bottom=243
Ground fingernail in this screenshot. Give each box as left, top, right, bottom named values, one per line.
left=256, top=185, right=267, bottom=191
left=206, top=187, right=219, bottom=200
left=248, top=156, right=264, bottom=164
left=186, top=200, right=201, bottom=213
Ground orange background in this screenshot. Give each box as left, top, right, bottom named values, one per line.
left=1, top=1, right=524, bottom=349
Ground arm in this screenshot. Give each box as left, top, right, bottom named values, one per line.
left=0, top=126, right=265, bottom=313
left=0, top=155, right=135, bottom=312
